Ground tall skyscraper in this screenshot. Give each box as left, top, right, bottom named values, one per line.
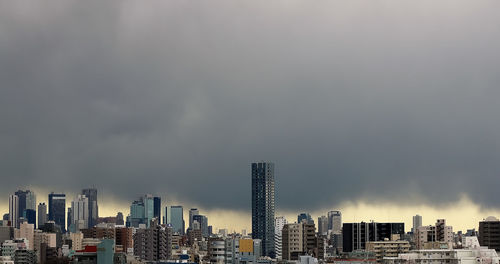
left=48, top=192, right=66, bottom=232
left=318, top=215, right=328, bottom=235
left=38, top=203, right=47, bottom=228
left=9, top=194, right=18, bottom=228
left=412, top=214, right=422, bottom=233
left=327, top=211, right=342, bottom=234
left=193, top=214, right=208, bottom=237
left=153, top=197, right=161, bottom=221
left=252, top=161, right=275, bottom=258
left=189, top=208, right=199, bottom=230
left=81, top=188, right=98, bottom=228
left=71, top=194, right=89, bottom=231
left=170, top=206, right=184, bottom=235
left=13, top=190, right=36, bottom=228
left=274, top=216, right=288, bottom=260
left=143, top=194, right=154, bottom=227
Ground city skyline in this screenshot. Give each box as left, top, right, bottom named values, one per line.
left=2, top=187, right=499, bottom=233
left=2, top=0, right=500, bottom=243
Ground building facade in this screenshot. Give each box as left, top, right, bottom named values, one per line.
left=81, top=188, right=98, bottom=229
left=479, top=216, right=500, bottom=251
left=48, top=193, right=66, bottom=232
left=251, top=161, right=275, bottom=258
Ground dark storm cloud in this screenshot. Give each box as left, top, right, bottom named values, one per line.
left=1, top=0, right=500, bottom=211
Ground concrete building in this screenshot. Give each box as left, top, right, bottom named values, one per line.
left=384, top=236, right=499, bottom=264
left=71, top=194, right=90, bottom=231
left=0, top=256, right=14, bottom=264
left=365, top=239, right=410, bottom=263
left=251, top=161, right=275, bottom=258
left=133, top=220, right=172, bottom=261
left=115, top=227, right=134, bottom=253
left=318, top=215, right=328, bottom=236
left=479, top=216, right=500, bottom=251
left=275, top=216, right=287, bottom=260
left=282, top=223, right=303, bottom=261
left=48, top=193, right=66, bottom=232
left=8, top=195, right=18, bottom=228
left=70, top=232, right=84, bottom=250
left=15, top=222, right=34, bottom=250
left=415, top=219, right=453, bottom=249
left=37, top=203, right=47, bottom=229
left=412, top=215, right=422, bottom=234
left=328, top=211, right=342, bottom=234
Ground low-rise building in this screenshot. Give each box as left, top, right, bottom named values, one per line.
left=365, top=239, right=410, bottom=263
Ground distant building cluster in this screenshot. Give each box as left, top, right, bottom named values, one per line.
left=1, top=162, right=500, bottom=264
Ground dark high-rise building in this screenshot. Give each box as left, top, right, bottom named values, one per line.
left=48, top=193, right=66, bottom=232
left=13, top=190, right=36, bottom=228
left=24, top=209, right=36, bottom=229
left=38, top=203, right=47, bottom=228
left=67, top=208, right=72, bottom=233
left=342, top=222, right=405, bottom=252
left=479, top=217, right=500, bottom=251
left=189, top=208, right=199, bottom=230
left=153, top=197, right=161, bottom=221
left=252, top=161, right=275, bottom=258
left=81, top=188, right=98, bottom=228
left=116, top=212, right=124, bottom=226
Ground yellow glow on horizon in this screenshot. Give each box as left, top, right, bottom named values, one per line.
left=0, top=192, right=497, bottom=233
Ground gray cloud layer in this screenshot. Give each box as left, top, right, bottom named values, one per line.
left=1, top=0, right=500, bottom=212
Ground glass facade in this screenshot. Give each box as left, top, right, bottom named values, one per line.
left=170, top=206, right=184, bottom=235
left=48, top=193, right=66, bottom=232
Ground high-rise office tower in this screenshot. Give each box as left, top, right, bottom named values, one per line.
left=170, top=206, right=184, bottom=235
left=48, top=192, right=66, bottom=232
left=193, top=214, right=208, bottom=237
left=153, top=197, right=161, bottom=221
left=9, top=195, right=19, bottom=228
left=318, top=215, right=328, bottom=235
left=13, top=190, right=36, bottom=228
left=67, top=207, right=72, bottom=232
left=128, top=199, right=145, bottom=228
left=71, top=195, right=89, bottom=231
left=38, top=203, right=47, bottom=228
left=252, top=161, right=275, bottom=258
left=164, top=206, right=168, bottom=225
left=274, top=216, right=288, bottom=260
left=412, top=214, right=422, bottom=233
left=143, top=194, right=154, bottom=227
left=189, top=208, right=199, bottom=230
left=81, top=188, right=98, bottom=228
left=297, top=213, right=314, bottom=225
left=327, top=211, right=342, bottom=234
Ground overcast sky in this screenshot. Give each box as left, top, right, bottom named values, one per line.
left=1, top=0, right=500, bottom=226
